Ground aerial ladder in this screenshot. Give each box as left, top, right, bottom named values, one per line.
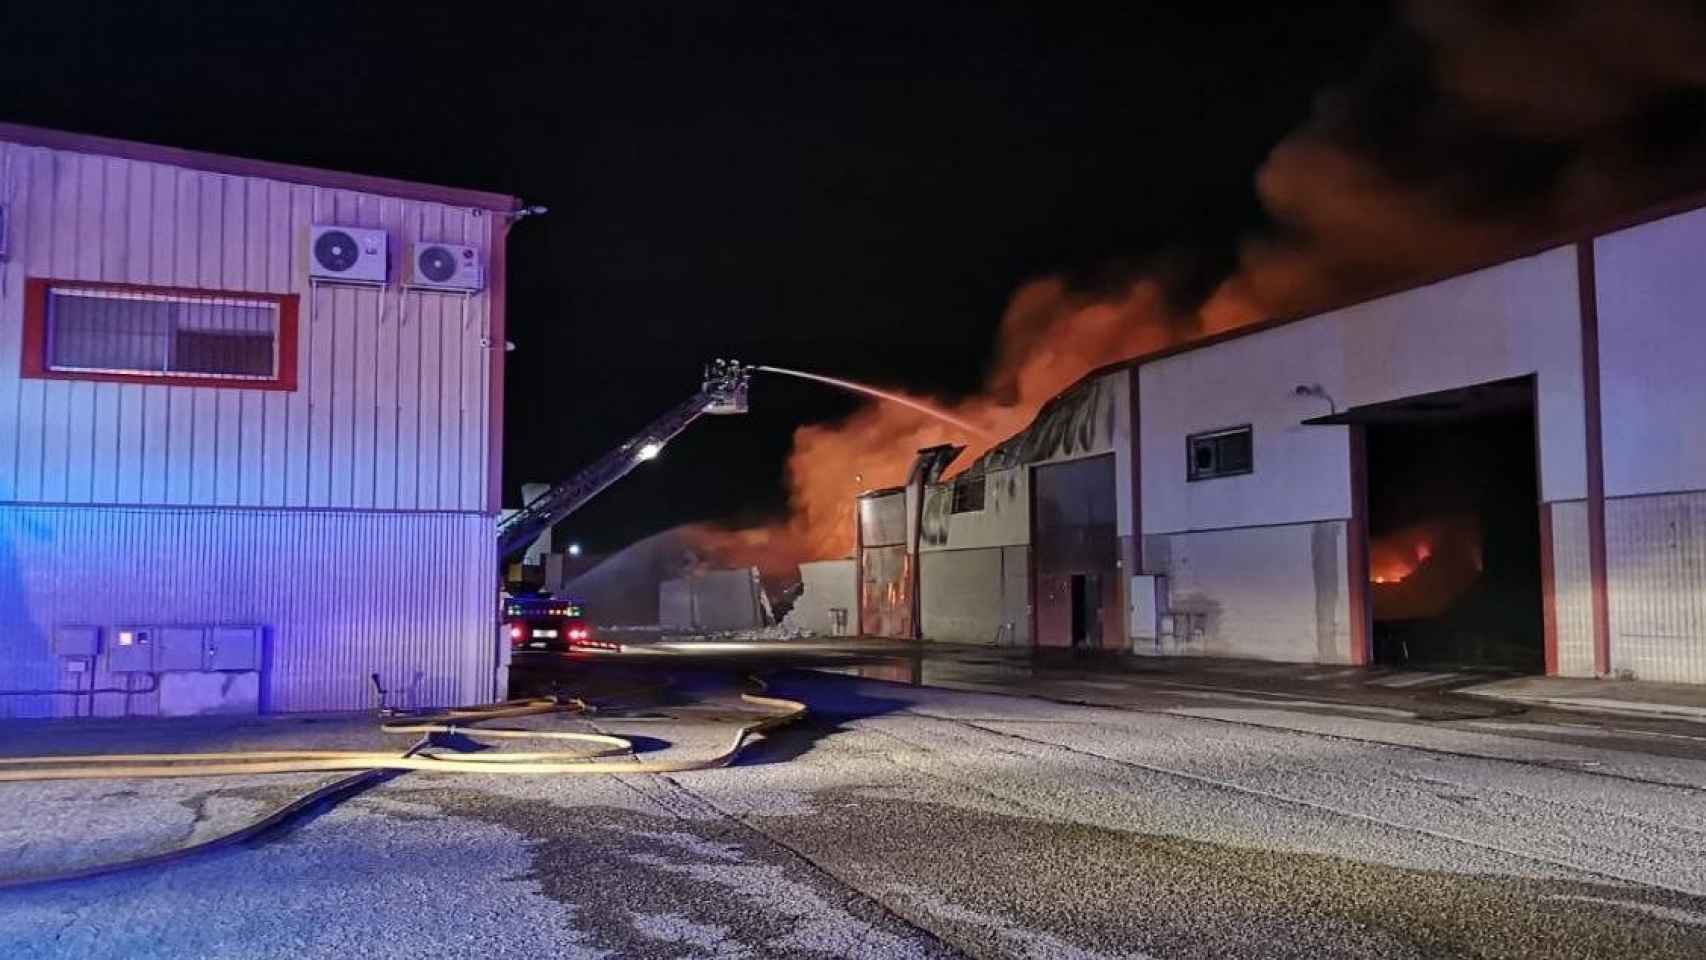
left=496, top=359, right=752, bottom=564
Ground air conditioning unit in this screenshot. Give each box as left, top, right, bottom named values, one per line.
left=408, top=242, right=484, bottom=291
left=308, top=225, right=388, bottom=284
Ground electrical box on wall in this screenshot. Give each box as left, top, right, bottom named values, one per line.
left=1129, top=574, right=1168, bottom=646
left=207, top=626, right=261, bottom=671
left=155, top=627, right=207, bottom=672
left=108, top=628, right=154, bottom=672
left=52, top=625, right=100, bottom=658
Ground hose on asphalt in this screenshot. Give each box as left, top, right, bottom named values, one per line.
left=0, top=680, right=806, bottom=890
left=0, top=687, right=806, bottom=782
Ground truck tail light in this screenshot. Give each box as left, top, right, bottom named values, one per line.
left=508, top=623, right=525, bottom=645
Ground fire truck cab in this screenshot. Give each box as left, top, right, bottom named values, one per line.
left=502, top=593, right=601, bottom=654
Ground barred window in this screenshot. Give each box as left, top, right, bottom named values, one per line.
left=24, top=279, right=297, bottom=389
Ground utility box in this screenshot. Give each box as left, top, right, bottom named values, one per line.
left=51, top=625, right=100, bottom=658
left=1129, top=574, right=1168, bottom=647
left=155, top=627, right=207, bottom=672
left=206, top=627, right=262, bottom=671
left=108, top=628, right=155, bottom=672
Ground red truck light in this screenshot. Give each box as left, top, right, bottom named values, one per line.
left=568, top=627, right=589, bottom=641
left=508, top=623, right=525, bottom=645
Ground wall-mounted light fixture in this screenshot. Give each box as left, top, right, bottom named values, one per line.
left=1293, top=383, right=1337, bottom=415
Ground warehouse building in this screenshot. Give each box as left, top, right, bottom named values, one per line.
left=0, top=124, right=516, bottom=717
left=861, top=196, right=1706, bottom=684
left=855, top=368, right=1134, bottom=650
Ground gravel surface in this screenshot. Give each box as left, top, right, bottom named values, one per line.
left=5, top=669, right=1706, bottom=958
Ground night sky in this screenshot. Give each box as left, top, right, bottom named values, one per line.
left=0, top=2, right=1394, bottom=551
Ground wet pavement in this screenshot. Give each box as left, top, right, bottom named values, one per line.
left=5, top=648, right=1706, bottom=958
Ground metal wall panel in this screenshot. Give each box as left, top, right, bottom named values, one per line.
left=0, top=139, right=495, bottom=512
left=1548, top=499, right=1597, bottom=677
left=0, top=504, right=496, bottom=718
left=858, top=490, right=907, bottom=547
left=860, top=544, right=912, bottom=639
left=1606, top=491, right=1706, bottom=684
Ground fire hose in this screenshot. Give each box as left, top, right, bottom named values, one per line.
left=0, top=683, right=807, bottom=889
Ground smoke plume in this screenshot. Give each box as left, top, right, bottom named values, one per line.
left=694, top=0, right=1706, bottom=575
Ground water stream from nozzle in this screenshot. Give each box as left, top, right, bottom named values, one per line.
left=753, top=365, right=991, bottom=438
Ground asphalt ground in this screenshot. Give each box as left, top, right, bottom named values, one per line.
left=5, top=649, right=1706, bottom=958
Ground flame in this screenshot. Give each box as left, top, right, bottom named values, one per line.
left=1368, top=516, right=1483, bottom=619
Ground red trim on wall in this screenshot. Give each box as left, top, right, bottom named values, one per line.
left=485, top=222, right=509, bottom=514
left=0, top=121, right=516, bottom=212
left=1346, top=425, right=1372, bottom=666
left=21, top=277, right=299, bottom=392
left=1127, top=367, right=1143, bottom=559
left=1539, top=503, right=1559, bottom=676
left=1576, top=241, right=1612, bottom=675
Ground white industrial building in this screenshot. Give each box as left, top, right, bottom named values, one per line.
left=855, top=196, right=1706, bottom=685
left=0, top=123, right=516, bottom=717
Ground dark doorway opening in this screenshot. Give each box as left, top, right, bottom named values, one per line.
left=1069, top=573, right=1102, bottom=647
left=1348, top=377, right=1543, bottom=672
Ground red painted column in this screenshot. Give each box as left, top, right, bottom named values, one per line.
left=1577, top=240, right=1612, bottom=676
left=1346, top=424, right=1371, bottom=665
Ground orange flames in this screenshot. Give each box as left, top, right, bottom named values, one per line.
left=688, top=278, right=1190, bottom=574
left=1369, top=516, right=1484, bottom=620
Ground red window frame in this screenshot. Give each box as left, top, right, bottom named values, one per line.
left=20, top=277, right=299, bottom=391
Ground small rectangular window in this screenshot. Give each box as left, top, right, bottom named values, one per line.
left=23, top=278, right=298, bottom=390
left=1187, top=425, right=1253, bottom=481
left=951, top=474, right=986, bottom=513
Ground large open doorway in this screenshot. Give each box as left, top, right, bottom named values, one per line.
left=1032, top=454, right=1119, bottom=650
left=1321, top=377, right=1544, bottom=672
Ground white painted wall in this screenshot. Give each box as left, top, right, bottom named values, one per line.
left=1141, top=245, right=1587, bottom=537
left=1594, top=207, right=1706, bottom=498
left=1141, top=319, right=1353, bottom=533
left=1143, top=521, right=1352, bottom=663
left=0, top=138, right=498, bottom=512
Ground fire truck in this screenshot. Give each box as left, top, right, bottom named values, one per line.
left=496, top=360, right=750, bottom=659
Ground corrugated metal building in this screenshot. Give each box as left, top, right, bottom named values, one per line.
left=0, top=124, right=515, bottom=716
left=883, top=196, right=1706, bottom=684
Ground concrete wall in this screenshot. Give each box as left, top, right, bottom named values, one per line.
left=1142, top=521, right=1352, bottom=663
left=658, top=568, right=765, bottom=632
left=784, top=559, right=856, bottom=636
left=920, top=545, right=1029, bottom=645
left=1548, top=500, right=1597, bottom=677
left=0, top=504, right=496, bottom=718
